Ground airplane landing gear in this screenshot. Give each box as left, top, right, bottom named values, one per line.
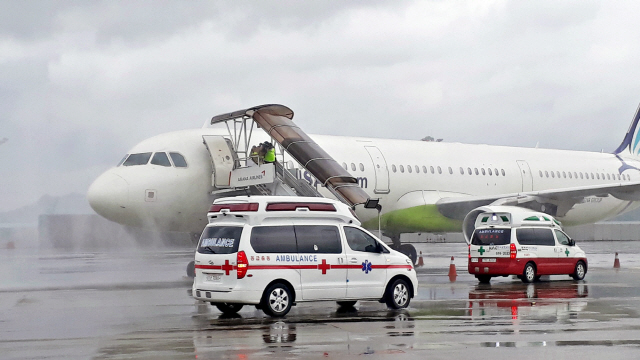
left=389, top=235, right=418, bottom=265
left=187, top=260, right=195, bottom=278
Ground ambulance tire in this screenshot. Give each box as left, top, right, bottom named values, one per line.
left=337, top=301, right=357, bottom=308
left=215, top=303, right=244, bottom=314
left=262, top=283, right=293, bottom=317
left=476, top=275, right=492, bottom=284
left=186, top=261, right=195, bottom=278
left=572, top=261, right=587, bottom=281
left=522, top=263, right=537, bottom=283
left=399, top=244, right=418, bottom=265
left=384, top=278, right=411, bottom=309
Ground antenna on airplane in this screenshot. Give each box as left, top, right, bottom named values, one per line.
left=535, top=142, right=539, bottom=148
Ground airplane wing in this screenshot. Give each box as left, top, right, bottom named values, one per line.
left=436, top=180, right=640, bottom=220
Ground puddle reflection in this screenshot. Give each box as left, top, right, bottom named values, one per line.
left=467, top=281, right=588, bottom=321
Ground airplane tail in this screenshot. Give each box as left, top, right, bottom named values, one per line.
left=614, top=103, right=640, bottom=158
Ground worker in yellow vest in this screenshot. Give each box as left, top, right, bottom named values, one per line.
left=262, top=142, right=276, bottom=163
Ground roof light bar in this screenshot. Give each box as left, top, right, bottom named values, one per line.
left=209, top=203, right=259, bottom=212
left=266, top=202, right=336, bottom=212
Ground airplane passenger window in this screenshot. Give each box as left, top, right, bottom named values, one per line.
left=392, top=165, right=397, bottom=173
left=574, top=172, right=578, bottom=178
left=556, top=171, right=561, bottom=178
left=460, top=167, right=464, bottom=175
left=399, top=165, right=405, bottom=173
left=618, top=174, right=621, bottom=181
left=488, top=168, right=493, bottom=176
left=563, top=171, right=566, bottom=178
left=151, top=152, right=172, bottom=167
left=596, top=173, right=600, bottom=180
left=495, top=168, right=499, bottom=176
left=551, top=172, right=555, bottom=178
left=539, top=170, right=543, bottom=177
left=501, top=169, right=505, bottom=176
left=474, top=168, right=479, bottom=175
left=607, top=174, right=610, bottom=180
left=438, top=166, right=442, bottom=174
left=422, top=166, right=428, bottom=173
left=545, top=171, right=549, bottom=178
left=569, top=172, right=572, bottom=179
left=407, top=165, right=412, bottom=173
left=169, top=152, right=188, bottom=168
left=359, top=163, right=364, bottom=171
left=123, top=152, right=152, bottom=166
left=415, top=165, right=420, bottom=173
left=468, top=167, right=472, bottom=175
left=342, top=162, right=347, bottom=170
left=481, top=168, right=485, bottom=175
left=118, top=155, right=128, bottom=167
left=448, top=167, right=453, bottom=174
left=351, top=163, right=356, bottom=171
left=431, top=166, right=435, bottom=174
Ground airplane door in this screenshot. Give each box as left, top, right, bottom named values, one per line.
left=364, top=146, right=390, bottom=194
left=516, top=160, right=533, bottom=192
left=202, top=135, right=236, bottom=188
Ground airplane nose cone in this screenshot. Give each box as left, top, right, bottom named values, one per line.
left=87, top=171, right=130, bottom=223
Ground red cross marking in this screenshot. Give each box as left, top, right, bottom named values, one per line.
left=222, top=259, right=234, bottom=276
left=317, top=259, right=331, bottom=275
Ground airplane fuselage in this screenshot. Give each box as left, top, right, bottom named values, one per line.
left=88, top=126, right=640, bottom=236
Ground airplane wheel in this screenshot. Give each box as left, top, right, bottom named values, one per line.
left=187, top=261, right=195, bottom=278
left=214, top=303, right=244, bottom=314
left=399, top=244, right=418, bottom=265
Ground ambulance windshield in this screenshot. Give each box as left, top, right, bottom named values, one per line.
left=471, top=228, right=511, bottom=246
left=198, top=226, right=243, bottom=254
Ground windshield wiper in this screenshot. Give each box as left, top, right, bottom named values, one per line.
left=203, top=246, right=217, bottom=254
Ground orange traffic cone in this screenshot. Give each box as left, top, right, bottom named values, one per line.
left=448, top=256, right=457, bottom=282
left=417, top=251, right=424, bottom=267
left=614, top=252, right=620, bottom=269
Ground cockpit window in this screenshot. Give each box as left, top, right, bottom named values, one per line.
left=122, top=152, right=152, bottom=166
left=117, top=155, right=128, bottom=166
left=169, top=152, right=188, bottom=168
left=151, top=152, right=172, bottom=167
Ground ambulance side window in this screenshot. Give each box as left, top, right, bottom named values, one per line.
left=516, top=228, right=555, bottom=246
left=250, top=226, right=297, bottom=253
left=344, top=227, right=387, bottom=253
left=295, top=225, right=342, bottom=254
left=555, top=230, right=570, bottom=245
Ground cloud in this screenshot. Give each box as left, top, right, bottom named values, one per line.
left=2, top=0, right=640, bottom=211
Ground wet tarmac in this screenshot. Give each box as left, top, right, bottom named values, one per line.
left=2, top=242, right=640, bottom=359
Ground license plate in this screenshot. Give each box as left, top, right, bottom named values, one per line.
left=483, top=258, right=496, bottom=263
left=470, top=258, right=478, bottom=263
left=205, top=274, right=222, bottom=282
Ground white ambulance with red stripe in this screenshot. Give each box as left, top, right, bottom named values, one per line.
left=192, top=196, right=418, bottom=317
left=467, top=206, right=587, bottom=284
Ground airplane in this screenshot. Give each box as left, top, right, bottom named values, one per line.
left=88, top=103, right=640, bottom=265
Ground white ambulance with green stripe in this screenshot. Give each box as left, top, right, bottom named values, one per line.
left=466, top=206, right=587, bottom=284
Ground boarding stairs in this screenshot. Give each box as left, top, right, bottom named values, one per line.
left=203, top=104, right=378, bottom=210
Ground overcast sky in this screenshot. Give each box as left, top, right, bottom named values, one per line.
left=2, top=0, right=640, bottom=212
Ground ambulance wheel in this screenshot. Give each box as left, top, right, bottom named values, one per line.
left=522, top=263, right=536, bottom=283
left=572, top=261, right=587, bottom=280
left=399, top=244, right=418, bottom=265
left=337, top=301, right=357, bottom=308
left=262, top=283, right=293, bottom=317
left=215, top=303, right=244, bottom=314
left=476, top=275, right=492, bottom=284
left=385, top=278, right=411, bottom=309
left=187, top=261, right=195, bottom=278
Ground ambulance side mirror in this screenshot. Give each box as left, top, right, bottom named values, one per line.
left=569, top=239, right=575, bottom=246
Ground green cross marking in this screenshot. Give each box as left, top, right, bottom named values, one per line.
left=565, top=249, right=570, bottom=257
left=478, top=246, right=485, bottom=255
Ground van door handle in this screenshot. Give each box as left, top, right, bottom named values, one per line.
left=349, top=258, right=358, bottom=264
